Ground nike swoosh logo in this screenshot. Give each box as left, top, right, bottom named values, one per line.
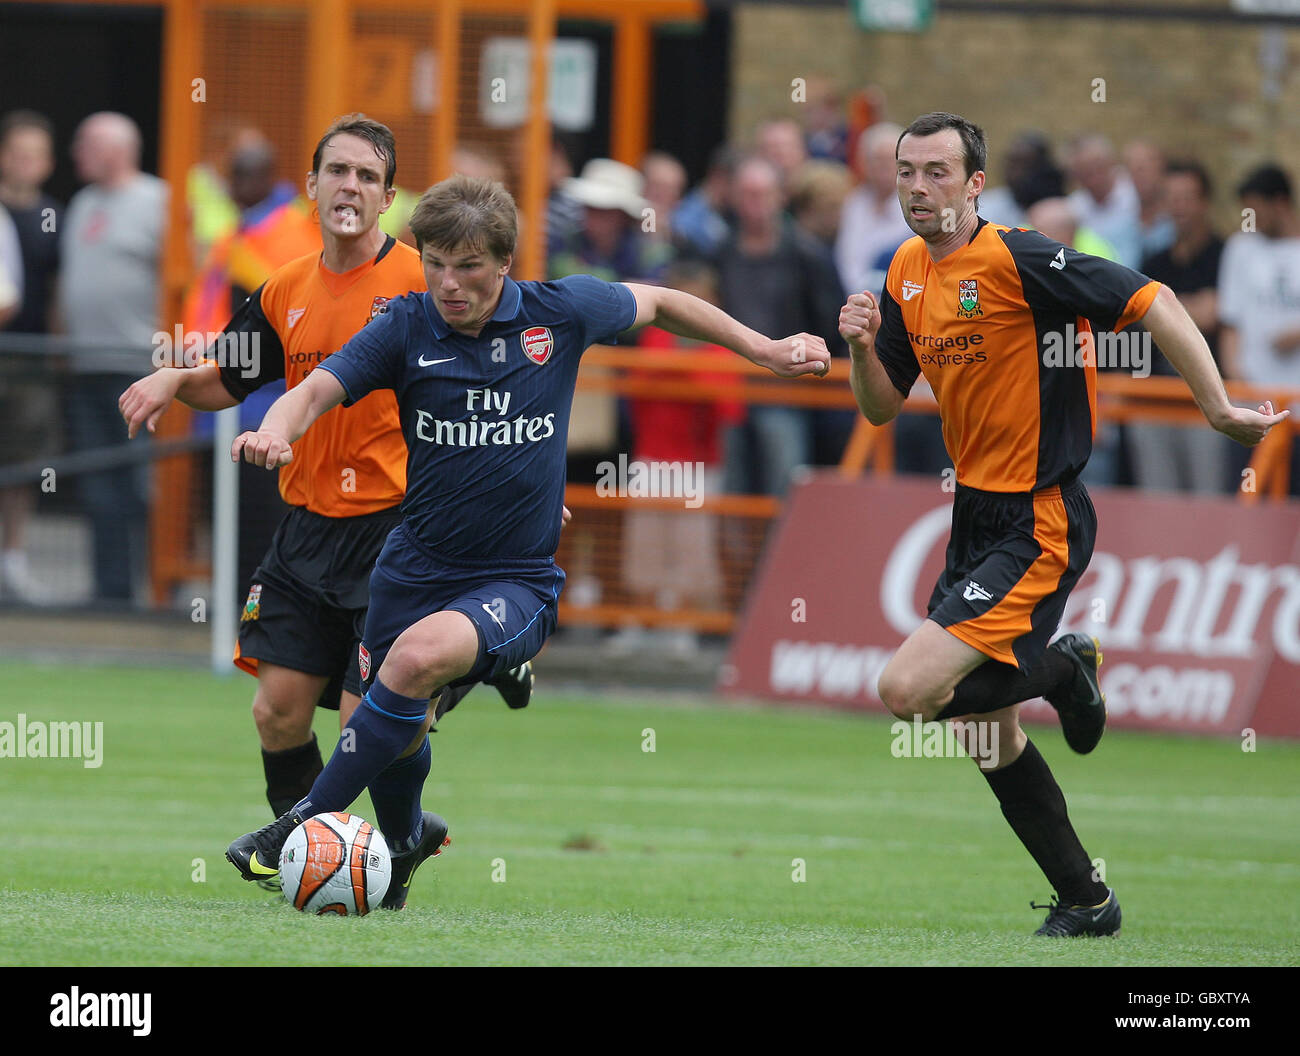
left=418, top=355, right=456, bottom=367
left=248, top=852, right=278, bottom=876
left=482, top=603, right=505, bottom=630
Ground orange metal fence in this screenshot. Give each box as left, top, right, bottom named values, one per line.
left=556, top=352, right=1298, bottom=634
left=138, top=0, right=701, bottom=602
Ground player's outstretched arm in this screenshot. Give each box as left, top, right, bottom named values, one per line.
left=839, top=291, right=904, bottom=426
left=231, top=367, right=346, bottom=468
left=119, top=364, right=239, bottom=439
left=1142, top=284, right=1290, bottom=446
left=622, top=282, right=831, bottom=378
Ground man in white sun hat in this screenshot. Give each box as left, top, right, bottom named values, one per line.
left=548, top=158, right=671, bottom=284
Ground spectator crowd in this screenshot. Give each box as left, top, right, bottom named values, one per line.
left=3, top=95, right=1300, bottom=611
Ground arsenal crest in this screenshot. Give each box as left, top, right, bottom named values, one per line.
left=957, top=279, right=983, bottom=318
left=358, top=642, right=371, bottom=682
left=369, top=295, right=390, bottom=321
left=521, top=326, right=554, bottom=365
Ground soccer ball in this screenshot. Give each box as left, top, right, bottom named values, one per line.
left=279, top=812, right=391, bottom=916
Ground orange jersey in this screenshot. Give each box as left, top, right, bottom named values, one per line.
left=217, top=237, right=425, bottom=516
left=874, top=220, right=1161, bottom=492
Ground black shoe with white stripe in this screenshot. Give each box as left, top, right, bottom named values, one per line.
left=1032, top=888, right=1122, bottom=937
left=487, top=660, right=534, bottom=710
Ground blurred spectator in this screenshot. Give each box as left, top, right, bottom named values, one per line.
left=640, top=149, right=687, bottom=249
left=1219, top=163, right=1300, bottom=495
left=1027, top=196, right=1119, bottom=260
left=788, top=159, right=851, bottom=249
left=452, top=142, right=507, bottom=184
left=714, top=155, right=843, bottom=495
left=377, top=185, right=418, bottom=247
left=608, top=260, right=739, bottom=656
left=183, top=135, right=310, bottom=346
left=1124, top=139, right=1176, bottom=260
left=1068, top=134, right=1141, bottom=267
left=549, top=159, right=671, bottom=615
left=187, top=126, right=241, bottom=267
left=802, top=77, right=849, bottom=163
left=1027, top=196, right=1125, bottom=488
left=0, top=215, right=16, bottom=321
left=549, top=158, right=671, bottom=284
left=1129, top=160, right=1229, bottom=494
left=673, top=144, right=736, bottom=257
left=541, top=132, right=583, bottom=253
left=58, top=112, right=167, bottom=602
left=182, top=134, right=319, bottom=592
left=790, top=159, right=855, bottom=465
left=755, top=118, right=808, bottom=201
left=979, top=131, right=1066, bottom=229
left=0, top=110, right=62, bottom=602
left=835, top=122, right=909, bottom=298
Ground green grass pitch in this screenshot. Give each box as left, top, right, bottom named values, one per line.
left=0, top=661, right=1296, bottom=966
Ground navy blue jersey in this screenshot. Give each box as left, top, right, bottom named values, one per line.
left=318, top=274, right=637, bottom=561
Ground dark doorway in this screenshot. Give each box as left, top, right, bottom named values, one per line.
left=0, top=2, right=164, bottom=201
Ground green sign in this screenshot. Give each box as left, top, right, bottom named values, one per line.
left=853, top=0, right=935, bottom=32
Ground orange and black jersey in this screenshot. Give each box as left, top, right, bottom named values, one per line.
left=874, top=219, right=1161, bottom=493
left=216, top=236, right=423, bottom=517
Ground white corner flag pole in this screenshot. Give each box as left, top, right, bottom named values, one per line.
left=211, top=405, right=239, bottom=675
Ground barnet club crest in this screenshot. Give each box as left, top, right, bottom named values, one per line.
left=368, top=295, right=390, bottom=322
left=957, top=279, right=983, bottom=318
left=241, top=583, right=262, bottom=623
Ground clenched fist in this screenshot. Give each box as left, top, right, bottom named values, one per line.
left=757, top=332, right=832, bottom=378
left=839, top=292, right=882, bottom=355
left=231, top=430, right=294, bottom=469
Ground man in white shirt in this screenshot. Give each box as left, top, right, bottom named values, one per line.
left=58, top=112, right=167, bottom=601
left=1219, top=163, right=1300, bottom=496
left=835, top=122, right=910, bottom=299
left=1068, top=134, right=1141, bottom=268
left=0, top=205, right=20, bottom=325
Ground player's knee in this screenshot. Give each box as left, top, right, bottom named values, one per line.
left=251, top=690, right=312, bottom=744
left=380, top=634, right=461, bottom=697
left=877, top=668, right=938, bottom=721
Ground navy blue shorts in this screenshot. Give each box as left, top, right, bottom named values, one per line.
left=359, top=522, right=565, bottom=693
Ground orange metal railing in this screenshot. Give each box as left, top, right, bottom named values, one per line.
left=556, top=351, right=1298, bottom=634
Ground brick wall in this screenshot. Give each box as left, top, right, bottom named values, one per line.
left=729, top=1, right=1300, bottom=229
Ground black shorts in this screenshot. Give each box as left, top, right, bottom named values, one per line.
left=927, top=476, right=1096, bottom=671
left=234, top=504, right=403, bottom=709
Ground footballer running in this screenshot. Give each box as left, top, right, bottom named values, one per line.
left=840, top=112, right=1286, bottom=936
left=220, top=172, right=830, bottom=907
left=119, top=117, right=533, bottom=902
